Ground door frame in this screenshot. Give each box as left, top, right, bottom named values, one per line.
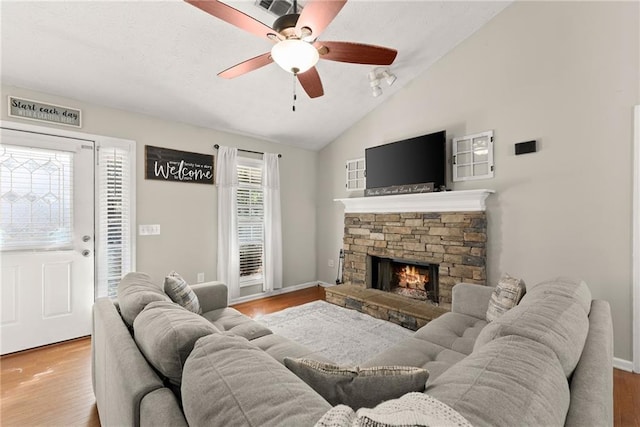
left=1, top=120, right=137, bottom=296
left=633, top=105, right=639, bottom=373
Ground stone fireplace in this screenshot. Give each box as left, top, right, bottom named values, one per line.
left=342, top=210, right=487, bottom=308
left=326, top=190, right=493, bottom=329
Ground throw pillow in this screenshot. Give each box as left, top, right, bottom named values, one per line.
left=485, top=273, right=525, bottom=322
left=283, top=358, right=429, bottom=410
left=164, top=271, right=202, bottom=314
left=314, top=393, right=472, bottom=427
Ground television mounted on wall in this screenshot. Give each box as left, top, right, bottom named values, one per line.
left=365, top=130, right=446, bottom=192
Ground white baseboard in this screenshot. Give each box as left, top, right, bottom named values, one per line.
left=229, top=281, right=324, bottom=305
left=613, top=357, right=635, bottom=372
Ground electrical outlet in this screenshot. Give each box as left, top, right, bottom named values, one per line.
left=197, top=273, right=205, bottom=283
left=328, top=259, right=335, bottom=268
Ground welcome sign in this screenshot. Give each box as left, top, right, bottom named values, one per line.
left=145, top=146, right=214, bottom=185
left=8, top=96, right=82, bottom=128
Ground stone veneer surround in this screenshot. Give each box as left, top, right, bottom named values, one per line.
left=342, top=211, right=487, bottom=306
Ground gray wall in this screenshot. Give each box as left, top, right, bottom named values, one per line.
left=316, top=1, right=639, bottom=361
left=1, top=84, right=318, bottom=289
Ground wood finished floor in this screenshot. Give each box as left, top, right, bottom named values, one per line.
left=1, top=285, right=638, bottom=426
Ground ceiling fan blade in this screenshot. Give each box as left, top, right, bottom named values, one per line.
left=297, top=67, right=324, bottom=98
left=218, top=52, right=273, bottom=79
left=295, top=0, right=347, bottom=38
left=185, top=0, right=275, bottom=40
left=318, top=41, right=397, bottom=65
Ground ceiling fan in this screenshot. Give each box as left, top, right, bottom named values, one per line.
left=185, top=0, right=398, bottom=99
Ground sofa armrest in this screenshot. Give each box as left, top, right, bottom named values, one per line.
left=191, top=281, right=228, bottom=313
left=451, top=283, right=493, bottom=319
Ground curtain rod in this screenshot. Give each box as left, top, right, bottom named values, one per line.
left=213, top=144, right=282, bottom=158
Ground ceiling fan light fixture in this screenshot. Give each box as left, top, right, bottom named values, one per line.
left=271, top=39, right=319, bottom=74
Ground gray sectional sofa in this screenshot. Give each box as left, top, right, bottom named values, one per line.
left=92, top=273, right=613, bottom=426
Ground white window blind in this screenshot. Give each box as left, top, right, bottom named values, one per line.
left=237, top=160, right=264, bottom=286
left=96, top=143, right=134, bottom=298
left=0, top=144, right=73, bottom=251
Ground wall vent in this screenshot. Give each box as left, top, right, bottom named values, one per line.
left=255, top=0, right=302, bottom=17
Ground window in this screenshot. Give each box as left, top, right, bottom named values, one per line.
left=95, top=141, right=135, bottom=298
left=237, top=158, right=264, bottom=287
left=346, top=157, right=366, bottom=191
left=0, top=145, right=73, bottom=250
left=452, top=130, right=494, bottom=182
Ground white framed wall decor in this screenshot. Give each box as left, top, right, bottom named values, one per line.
left=452, top=130, right=494, bottom=182
left=345, top=157, right=366, bottom=191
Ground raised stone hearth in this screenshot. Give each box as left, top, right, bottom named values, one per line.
left=325, top=284, right=448, bottom=330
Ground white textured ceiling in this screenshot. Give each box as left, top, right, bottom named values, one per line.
left=1, top=1, right=510, bottom=150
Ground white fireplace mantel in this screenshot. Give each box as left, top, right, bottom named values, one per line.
left=335, top=189, right=494, bottom=213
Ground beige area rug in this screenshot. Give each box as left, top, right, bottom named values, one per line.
left=255, top=300, right=413, bottom=366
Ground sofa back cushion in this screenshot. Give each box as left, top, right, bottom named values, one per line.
left=426, top=335, right=570, bottom=427
left=474, top=277, right=590, bottom=377
left=117, top=272, right=171, bottom=327
left=133, top=300, right=219, bottom=387
left=182, top=334, right=331, bottom=426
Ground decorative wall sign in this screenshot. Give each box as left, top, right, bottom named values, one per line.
left=8, top=96, right=82, bottom=128
left=364, top=182, right=434, bottom=197
left=145, top=146, right=214, bottom=185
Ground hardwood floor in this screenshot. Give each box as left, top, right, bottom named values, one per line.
left=1, top=337, right=100, bottom=427
left=1, top=286, right=638, bottom=427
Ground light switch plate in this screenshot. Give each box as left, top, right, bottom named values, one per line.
left=197, top=273, right=205, bottom=283
left=139, top=224, right=161, bottom=236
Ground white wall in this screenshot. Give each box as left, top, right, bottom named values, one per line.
left=316, top=1, right=639, bottom=361
left=1, top=84, right=318, bottom=289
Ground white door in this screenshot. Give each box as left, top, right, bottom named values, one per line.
left=1, top=128, right=94, bottom=355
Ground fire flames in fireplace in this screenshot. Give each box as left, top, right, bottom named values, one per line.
left=396, top=265, right=429, bottom=289
left=393, top=264, right=430, bottom=301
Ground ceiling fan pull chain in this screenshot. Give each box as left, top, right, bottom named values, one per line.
left=292, top=73, right=297, bottom=112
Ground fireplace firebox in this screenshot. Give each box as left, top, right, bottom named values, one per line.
left=368, top=256, right=439, bottom=305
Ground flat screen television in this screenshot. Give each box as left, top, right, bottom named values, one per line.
left=365, top=130, right=446, bottom=190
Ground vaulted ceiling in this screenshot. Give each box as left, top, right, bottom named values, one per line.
left=1, top=1, right=511, bottom=150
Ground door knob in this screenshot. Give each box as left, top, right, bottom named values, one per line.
left=82, top=250, right=91, bottom=257
left=82, top=235, right=91, bottom=242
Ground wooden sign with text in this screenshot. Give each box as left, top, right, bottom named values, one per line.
left=8, top=96, right=82, bottom=128
left=145, top=146, right=214, bottom=185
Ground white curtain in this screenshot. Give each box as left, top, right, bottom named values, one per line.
left=262, top=153, right=283, bottom=291
left=216, top=146, right=240, bottom=301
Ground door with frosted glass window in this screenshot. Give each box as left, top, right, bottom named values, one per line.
left=1, top=128, right=94, bottom=355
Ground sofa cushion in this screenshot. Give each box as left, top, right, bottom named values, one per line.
left=485, top=273, right=525, bottom=322
left=315, top=393, right=472, bottom=427
left=412, top=312, right=488, bottom=355
left=202, top=307, right=272, bottom=340
left=182, top=334, right=331, bottom=427
left=133, top=300, right=218, bottom=387
left=117, top=272, right=171, bottom=327
left=251, top=333, right=334, bottom=364
left=426, top=335, right=571, bottom=427
left=164, top=271, right=202, bottom=314
left=360, top=337, right=467, bottom=383
left=284, top=358, right=428, bottom=410
left=474, top=278, right=590, bottom=376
